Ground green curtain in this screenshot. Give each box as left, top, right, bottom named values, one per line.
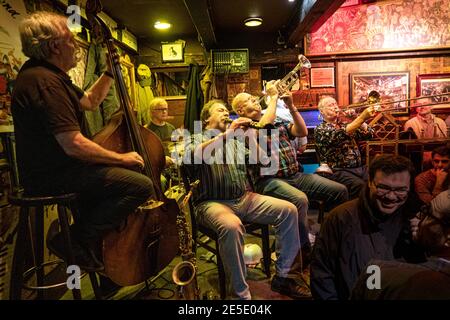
left=183, top=63, right=204, bottom=133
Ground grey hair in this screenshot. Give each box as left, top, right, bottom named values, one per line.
left=19, top=11, right=68, bottom=60
left=149, top=98, right=168, bottom=112
left=317, top=96, right=336, bottom=111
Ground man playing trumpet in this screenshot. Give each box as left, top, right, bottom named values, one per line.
left=314, top=96, right=377, bottom=199
left=232, top=85, right=348, bottom=267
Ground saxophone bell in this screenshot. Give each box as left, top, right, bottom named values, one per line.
left=172, top=259, right=199, bottom=300
left=172, top=179, right=201, bottom=300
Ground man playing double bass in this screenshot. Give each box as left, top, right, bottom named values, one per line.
left=12, top=11, right=153, bottom=271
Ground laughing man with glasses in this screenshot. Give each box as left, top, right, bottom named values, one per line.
left=351, top=188, right=450, bottom=300
left=311, top=154, right=425, bottom=300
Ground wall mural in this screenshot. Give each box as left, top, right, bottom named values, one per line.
left=0, top=0, right=28, bottom=123
left=305, top=0, right=450, bottom=56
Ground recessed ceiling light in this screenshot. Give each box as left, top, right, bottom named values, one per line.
left=244, top=17, right=263, bottom=27
left=154, top=21, right=171, bottom=30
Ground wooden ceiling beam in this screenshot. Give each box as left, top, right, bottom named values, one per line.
left=183, top=0, right=217, bottom=51
left=287, top=0, right=346, bottom=47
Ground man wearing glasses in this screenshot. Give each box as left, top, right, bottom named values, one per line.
left=146, top=98, right=175, bottom=155
left=351, top=190, right=450, bottom=299
left=415, top=145, right=450, bottom=204
left=311, top=154, right=424, bottom=300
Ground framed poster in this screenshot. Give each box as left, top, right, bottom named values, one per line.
left=416, top=73, right=450, bottom=103
left=161, top=42, right=184, bottom=63
left=310, top=67, right=335, bottom=88
left=305, top=0, right=450, bottom=56
left=350, top=71, right=409, bottom=115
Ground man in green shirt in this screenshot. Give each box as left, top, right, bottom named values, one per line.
left=146, top=97, right=176, bottom=156
left=146, top=98, right=176, bottom=189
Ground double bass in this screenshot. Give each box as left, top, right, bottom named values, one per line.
left=86, top=0, right=179, bottom=286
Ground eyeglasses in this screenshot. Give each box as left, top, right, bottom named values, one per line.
left=153, top=108, right=168, bottom=112
left=372, top=182, right=409, bottom=197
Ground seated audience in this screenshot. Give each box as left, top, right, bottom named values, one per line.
left=415, top=146, right=449, bottom=204
left=310, top=154, right=424, bottom=300
left=351, top=189, right=450, bottom=300
left=315, top=96, right=376, bottom=199
left=404, top=99, right=447, bottom=139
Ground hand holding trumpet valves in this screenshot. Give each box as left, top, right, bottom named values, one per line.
left=224, top=117, right=272, bottom=130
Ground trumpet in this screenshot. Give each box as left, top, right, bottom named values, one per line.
left=224, top=117, right=272, bottom=129
left=259, top=54, right=311, bottom=103
left=341, top=91, right=450, bottom=114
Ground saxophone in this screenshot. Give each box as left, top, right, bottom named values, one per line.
left=172, top=180, right=200, bottom=300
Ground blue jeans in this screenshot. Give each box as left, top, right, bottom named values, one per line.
left=195, top=192, right=301, bottom=300
left=256, top=172, right=348, bottom=247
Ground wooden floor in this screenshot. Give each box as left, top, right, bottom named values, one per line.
left=59, top=211, right=320, bottom=300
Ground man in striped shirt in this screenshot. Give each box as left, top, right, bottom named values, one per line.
left=184, top=100, right=311, bottom=300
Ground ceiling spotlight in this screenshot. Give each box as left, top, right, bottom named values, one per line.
left=154, top=21, right=171, bottom=30
left=288, top=0, right=295, bottom=2
left=244, top=17, right=263, bottom=27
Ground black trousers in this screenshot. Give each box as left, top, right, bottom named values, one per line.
left=25, top=165, right=153, bottom=245
left=329, top=166, right=368, bottom=199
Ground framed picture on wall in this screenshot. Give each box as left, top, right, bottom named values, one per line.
left=161, top=42, right=184, bottom=63
left=349, top=71, right=409, bottom=115
left=305, top=0, right=450, bottom=56
left=416, top=73, right=450, bottom=103
left=310, top=67, right=335, bottom=88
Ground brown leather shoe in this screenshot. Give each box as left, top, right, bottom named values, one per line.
left=271, top=275, right=312, bottom=300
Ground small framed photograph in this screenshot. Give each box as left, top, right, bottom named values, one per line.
left=416, top=73, right=450, bottom=102
left=310, top=67, right=335, bottom=88
left=349, top=71, right=410, bottom=115
left=161, top=42, right=184, bottom=63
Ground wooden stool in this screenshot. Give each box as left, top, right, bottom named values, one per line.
left=8, top=192, right=101, bottom=300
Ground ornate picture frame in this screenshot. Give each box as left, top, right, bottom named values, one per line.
left=350, top=71, right=410, bottom=115
left=416, top=73, right=450, bottom=102
left=119, top=54, right=137, bottom=109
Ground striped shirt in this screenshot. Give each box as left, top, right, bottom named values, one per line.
left=185, top=132, right=250, bottom=205
left=248, top=119, right=300, bottom=184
